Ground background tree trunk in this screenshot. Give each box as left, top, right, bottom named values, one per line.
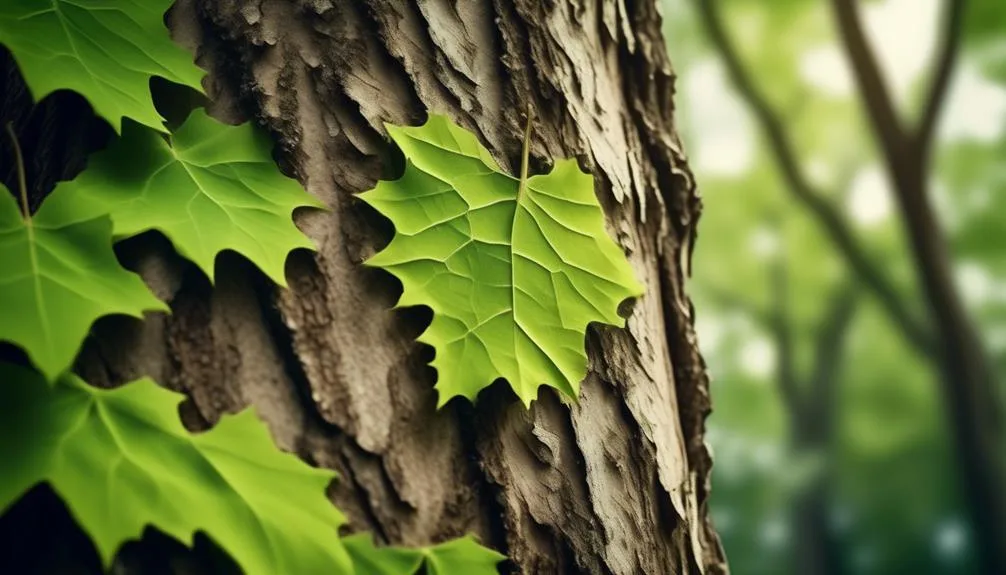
left=0, top=1, right=726, bottom=573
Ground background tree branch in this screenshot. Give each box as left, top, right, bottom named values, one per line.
left=693, top=0, right=935, bottom=355
left=916, top=0, right=967, bottom=165
left=829, top=0, right=910, bottom=173
left=806, top=284, right=859, bottom=432
left=770, top=257, right=803, bottom=416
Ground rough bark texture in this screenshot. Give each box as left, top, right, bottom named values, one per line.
left=0, top=1, right=726, bottom=573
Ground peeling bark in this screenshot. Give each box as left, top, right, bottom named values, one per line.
left=0, top=1, right=725, bottom=573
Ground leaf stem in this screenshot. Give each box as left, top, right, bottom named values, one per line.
left=5, top=122, right=30, bottom=224
left=518, top=107, right=534, bottom=199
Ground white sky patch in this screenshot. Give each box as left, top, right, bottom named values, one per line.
left=848, top=166, right=893, bottom=226
left=956, top=262, right=996, bottom=305
left=798, top=0, right=940, bottom=104
left=940, top=61, right=1006, bottom=143
left=862, top=0, right=940, bottom=105
left=739, top=336, right=776, bottom=378
left=682, top=58, right=756, bottom=177
left=695, top=315, right=726, bottom=353
left=681, top=0, right=1006, bottom=190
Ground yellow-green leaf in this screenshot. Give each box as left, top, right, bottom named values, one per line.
left=0, top=364, right=353, bottom=574
left=361, top=114, right=643, bottom=406
left=0, top=0, right=204, bottom=132
left=43, top=110, right=324, bottom=286
left=0, top=186, right=165, bottom=381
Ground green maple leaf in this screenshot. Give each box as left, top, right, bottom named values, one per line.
left=43, top=109, right=324, bottom=286
left=0, top=185, right=165, bottom=381
left=343, top=533, right=505, bottom=575
left=0, top=0, right=204, bottom=133
left=0, top=364, right=354, bottom=575
left=360, top=115, right=644, bottom=406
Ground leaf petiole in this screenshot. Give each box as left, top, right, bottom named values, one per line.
left=4, top=122, right=30, bottom=224
left=518, top=106, right=535, bottom=200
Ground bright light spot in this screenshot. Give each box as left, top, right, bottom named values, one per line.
left=800, top=45, right=853, bottom=97
left=987, top=327, right=1006, bottom=354
left=957, top=262, right=994, bottom=305
left=853, top=546, right=877, bottom=571
left=695, top=316, right=726, bottom=353
left=739, top=336, right=776, bottom=378
left=830, top=506, right=854, bottom=532
left=941, top=62, right=1006, bottom=143
left=862, top=0, right=940, bottom=105
left=805, top=157, right=833, bottom=187
left=750, top=227, right=780, bottom=259
left=934, top=519, right=967, bottom=559
left=761, top=517, right=789, bottom=548
left=848, top=166, right=893, bottom=226
left=931, top=180, right=961, bottom=233
left=752, top=443, right=781, bottom=469
left=682, top=59, right=755, bottom=177
left=709, top=436, right=746, bottom=483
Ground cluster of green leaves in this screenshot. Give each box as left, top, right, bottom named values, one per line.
left=0, top=1, right=502, bottom=573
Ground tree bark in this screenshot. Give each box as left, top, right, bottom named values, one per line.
left=0, top=1, right=726, bottom=573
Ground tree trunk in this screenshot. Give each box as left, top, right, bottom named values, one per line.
left=0, top=1, right=726, bottom=573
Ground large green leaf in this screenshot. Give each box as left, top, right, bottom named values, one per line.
left=0, top=0, right=204, bottom=132
left=0, top=364, right=353, bottom=574
left=43, top=110, right=324, bottom=286
left=361, top=115, right=643, bottom=406
left=343, top=533, right=504, bottom=575
left=0, top=186, right=165, bottom=381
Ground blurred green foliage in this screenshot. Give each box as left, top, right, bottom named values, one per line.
left=662, top=0, right=1006, bottom=573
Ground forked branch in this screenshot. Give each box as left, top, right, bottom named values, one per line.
left=692, top=0, right=935, bottom=355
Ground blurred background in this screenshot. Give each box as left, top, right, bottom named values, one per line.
left=660, top=0, right=1006, bottom=574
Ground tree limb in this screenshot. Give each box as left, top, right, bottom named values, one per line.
left=769, top=257, right=803, bottom=416
left=702, top=285, right=771, bottom=327
left=806, top=283, right=859, bottom=430
left=828, top=0, right=910, bottom=173
left=692, top=0, right=935, bottom=355
left=916, top=0, right=967, bottom=165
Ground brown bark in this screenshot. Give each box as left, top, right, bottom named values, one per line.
left=0, top=1, right=725, bottom=573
